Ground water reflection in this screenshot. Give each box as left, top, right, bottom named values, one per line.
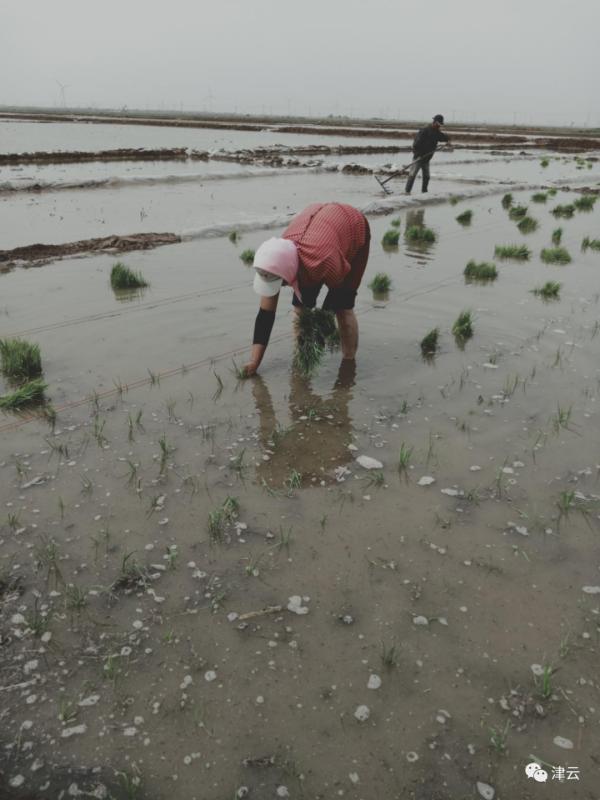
left=253, top=360, right=356, bottom=490
left=403, top=208, right=436, bottom=266
left=111, top=287, right=149, bottom=303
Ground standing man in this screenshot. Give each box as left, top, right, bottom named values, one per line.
left=243, top=202, right=370, bottom=376
left=405, top=114, right=450, bottom=194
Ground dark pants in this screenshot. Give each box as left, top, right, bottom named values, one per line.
left=405, top=157, right=430, bottom=194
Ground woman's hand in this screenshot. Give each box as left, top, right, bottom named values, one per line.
left=241, top=361, right=259, bottom=378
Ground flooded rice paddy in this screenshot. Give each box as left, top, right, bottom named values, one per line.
left=1, top=115, right=600, bottom=800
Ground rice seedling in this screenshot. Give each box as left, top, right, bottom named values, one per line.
left=158, top=433, right=175, bottom=473
left=582, top=236, right=600, bottom=251
left=398, top=442, right=413, bottom=474
left=494, top=244, right=530, bottom=260
left=420, top=327, right=439, bottom=357
left=390, top=217, right=401, bottom=228
left=547, top=188, right=557, bottom=196
left=551, top=204, right=575, bottom=218
left=112, top=552, right=148, bottom=593
left=58, top=496, right=65, bottom=520
left=293, top=308, right=340, bottom=377
left=380, top=640, right=399, bottom=669
left=58, top=698, right=78, bottom=725
left=0, top=378, right=47, bottom=410
left=405, top=225, right=436, bottom=243
left=540, top=158, right=549, bottom=167
left=574, top=194, right=597, bottom=211
left=540, top=247, right=571, bottom=265
left=382, top=229, right=400, bottom=247
left=532, top=281, right=561, bottom=300
left=366, top=471, right=385, bottom=489
left=45, top=436, right=69, bottom=460
left=165, top=398, right=178, bottom=421
left=80, top=474, right=93, bottom=494
left=501, top=193, right=513, bottom=209
left=464, top=260, right=497, bottom=282
left=228, top=230, right=239, bottom=243
left=147, top=368, right=160, bottom=386
left=240, top=249, right=255, bottom=265
left=212, top=370, right=224, bottom=401
left=24, top=598, right=49, bottom=637
left=531, top=192, right=547, bottom=203
left=452, top=310, right=474, bottom=341
left=34, top=536, right=63, bottom=586
left=285, top=469, right=302, bottom=494
left=508, top=204, right=528, bottom=221
left=244, top=551, right=266, bottom=577
left=7, top=511, right=20, bottom=530
left=537, top=665, right=554, bottom=700
left=368, top=273, right=392, bottom=293
left=110, top=262, right=148, bottom=290
left=65, top=583, right=88, bottom=612
left=93, top=417, right=108, bottom=447
left=551, top=227, right=563, bottom=245
left=165, top=545, right=178, bottom=571
left=449, top=196, right=460, bottom=206
left=207, top=496, right=239, bottom=544
left=0, top=338, right=42, bottom=380
left=489, top=720, right=510, bottom=754
left=517, top=216, right=538, bottom=234
left=455, top=209, right=473, bottom=225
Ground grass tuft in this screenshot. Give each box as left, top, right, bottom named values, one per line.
left=531, top=192, right=547, bottom=203
left=551, top=227, right=563, bottom=245
left=501, top=193, right=513, bottom=209
left=551, top=204, right=575, bottom=218
left=540, top=158, right=550, bottom=167
left=240, top=249, right=255, bottom=265
left=368, top=273, right=392, bottom=293
left=452, top=310, right=474, bottom=341
left=293, top=309, right=340, bottom=376
left=508, top=204, right=528, bottom=220
left=405, top=225, right=436, bottom=243
left=540, top=247, right=571, bottom=265
left=228, top=230, right=239, bottom=243
left=517, top=216, right=538, bottom=234
left=390, top=217, right=401, bottom=228
left=532, top=281, right=561, bottom=300
left=382, top=229, right=400, bottom=247
left=456, top=210, right=473, bottom=225
left=582, top=236, right=600, bottom=252
left=494, top=244, right=531, bottom=260
left=574, top=195, right=597, bottom=212
left=0, top=378, right=47, bottom=410
left=0, top=338, right=42, bottom=381
left=110, top=262, right=148, bottom=290
left=420, top=328, right=439, bottom=356
left=464, top=260, right=497, bottom=282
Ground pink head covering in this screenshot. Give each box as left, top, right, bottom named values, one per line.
left=252, top=237, right=301, bottom=301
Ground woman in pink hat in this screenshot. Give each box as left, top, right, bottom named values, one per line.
left=243, top=202, right=370, bottom=376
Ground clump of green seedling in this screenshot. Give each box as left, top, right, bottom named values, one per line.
left=540, top=247, right=571, bottom=265
left=449, top=196, right=460, bottom=206
left=239, top=249, right=255, bottom=265
left=0, top=379, right=47, bottom=410
left=574, top=194, right=597, bottom=212
left=551, top=204, right=575, bottom=218
left=531, top=192, right=547, bottom=203
left=382, top=229, right=400, bottom=247
left=540, top=158, right=549, bottom=167
left=508, top=204, right=528, bottom=220
left=452, top=309, right=474, bottom=342
left=489, top=720, right=510, bottom=754
left=368, top=273, right=392, bottom=293
left=494, top=244, right=531, bottom=260
left=551, top=227, right=563, bottom=245
left=420, top=328, right=439, bottom=357
left=456, top=210, right=473, bottom=225
left=464, top=260, right=497, bottom=282
left=405, top=225, right=436, bottom=243
left=547, top=188, right=557, bottom=196
left=501, top=193, right=513, bottom=209
left=110, top=262, right=148, bottom=290
left=537, top=664, right=554, bottom=700
left=390, top=217, right=401, bottom=228
left=517, top=216, right=538, bottom=234
left=293, top=308, right=340, bottom=376
left=285, top=469, right=302, bottom=495
left=582, top=237, right=600, bottom=252
left=0, top=338, right=42, bottom=381
left=111, top=552, right=149, bottom=593
left=158, top=433, right=175, bottom=473
left=207, top=496, right=240, bottom=543
left=380, top=640, right=399, bottom=669
left=228, top=230, right=239, bottom=243
left=532, top=281, right=561, bottom=300
left=398, top=442, right=413, bottom=474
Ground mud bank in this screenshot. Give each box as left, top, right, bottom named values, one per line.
left=0, top=148, right=191, bottom=166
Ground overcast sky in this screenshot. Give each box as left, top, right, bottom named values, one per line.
left=2, top=0, right=599, bottom=126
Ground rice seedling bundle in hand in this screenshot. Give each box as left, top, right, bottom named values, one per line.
left=382, top=229, right=400, bottom=247
left=540, top=247, right=571, bottom=265
left=582, top=237, right=600, bottom=252
left=368, top=273, right=392, bottom=293
left=501, top=193, right=513, bottom=209
left=574, top=195, right=597, bottom=212
left=531, top=192, right=547, bottom=203
left=452, top=310, right=474, bottom=341
left=551, top=204, right=575, bottom=219
left=0, top=338, right=42, bottom=381
left=464, top=260, right=497, bottom=282
left=494, top=244, right=531, bottom=260
left=517, top=216, right=538, bottom=234
left=508, top=205, right=528, bottom=221
left=532, top=281, right=561, bottom=299
left=552, top=227, right=563, bottom=245
left=240, top=249, right=255, bottom=265
left=110, top=262, right=148, bottom=289
left=293, top=308, right=340, bottom=376
left=456, top=210, right=473, bottom=225
left=0, top=378, right=47, bottom=410
left=420, top=328, right=439, bottom=356
left=405, top=225, right=436, bottom=243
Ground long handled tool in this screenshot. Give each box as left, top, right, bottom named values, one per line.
left=374, top=145, right=449, bottom=194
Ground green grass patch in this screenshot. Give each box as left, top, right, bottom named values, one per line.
left=390, top=218, right=401, bottom=228
left=464, top=260, right=498, bottom=282
left=551, top=227, right=563, bottom=245
left=582, top=237, right=600, bottom=252
left=368, top=273, right=392, bottom=293
left=0, top=338, right=42, bottom=381
left=540, top=158, right=550, bottom=167
left=551, top=204, right=575, bottom=218
left=405, top=225, right=436, bottom=243
left=420, top=328, right=439, bottom=356
left=540, top=247, right=571, bottom=265
left=574, top=195, right=597, bottom=212
left=0, top=378, right=47, bottom=410
left=452, top=310, right=474, bottom=341
left=494, top=244, right=531, bottom=260
left=449, top=196, right=460, bottom=206
left=110, top=262, right=148, bottom=290
left=228, top=230, right=239, bottom=243
left=456, top=210, right=473, bottom=225
left=532, top=281, right=561, bottom=300
left=293, top=309, right=340, bottom=376
left=501, top=193, right=513, bottom=209
left=531, top=192, right=547, bottom=203
left=508, top=204, right=528, bottom=220
left=240, top=249, right=255, bottom=265
left=517, top=216, right=538, bottom=234
left=382, top=229, right=400, bottom=247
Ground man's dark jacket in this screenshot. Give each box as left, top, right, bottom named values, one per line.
left=412, top=125, right=449, bottom=162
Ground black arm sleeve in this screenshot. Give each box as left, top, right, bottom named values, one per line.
left=438, top=130, right=449, bottom=143
left=253, top=308, right=276, bottom=346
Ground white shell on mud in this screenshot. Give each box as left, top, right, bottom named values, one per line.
left=354, top=705, right=370, bottom=722
left=582, top=585, right=600, bottom=594
left=553, top=735, right=574, bottom=749
left=287, top=595, right=309, bottom=615
left=412, top=615, right=429, bottom=626
left=417, top=476, right=435, bottom=486
left=356, top=455, right=383, bottom=470
left=367, top=674, right=382, bottom=690
left=476, top=782, right=495, bottom=800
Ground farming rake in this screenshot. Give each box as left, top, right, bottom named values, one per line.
left=374, top=145, right=449, bottom=194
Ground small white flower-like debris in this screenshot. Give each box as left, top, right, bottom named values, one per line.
left=469, top=465, right=482, bottom=472
left=236, top=788, right=250, bottom=799
left=412, top=615, right=429, bottom=626
left=349, top=772, right=359, bottom=784
left=348, top=443, right=358, bottom=451
left=441, top=487, right=462, bottom=497
left=334, top=465, right=351, bottom=482
left=123, top=727, right=137, bottom=736
left=180, top=675, right=193, bottom=690
left=553, top=735, right=574, bottom=750
left=78, top=694, right=100, bottom=707
left=582, top=586, right=600, bottom=594
left=476, top=782, right=495, bottom=800
left=417, top=476, right=435, bottom=486
left=23, top=660, right=38, bottom=675
left=482, top=363, right=498, bottom=369
left=9, top=775, right=25, bottom=788
left=21, top=476, right=46, bottom=489
left=406, top=751, right=419, bottom=763
left=354, top=705, right=370, bottom=722
left=507, top=521, right=528, bottom=536
left=158, top=518, right=169, bottom=526
left=530, top=664, right=544, bottom=677
left=61, top=724, right=87, bottom=738
left=204, top=670, right=217, bottom=682
left=11, top=613, right=26, bottom=625
left=367, top=674, right=382, bottom=690
left=287, top=595, right=309, bottom=615
left=356, top=455, right=383, bottom=470
left=132, top=620, right=144, bottom=630
left=276, top=787, right=290, bottom=798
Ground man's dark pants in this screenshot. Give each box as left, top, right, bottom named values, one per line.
left=405, top=157, right=430, bottom=194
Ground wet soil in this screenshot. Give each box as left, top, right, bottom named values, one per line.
left=0, top=148, right=190, bottom=166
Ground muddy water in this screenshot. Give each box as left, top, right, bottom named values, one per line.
left=2, top=129, right=600, bottom=799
